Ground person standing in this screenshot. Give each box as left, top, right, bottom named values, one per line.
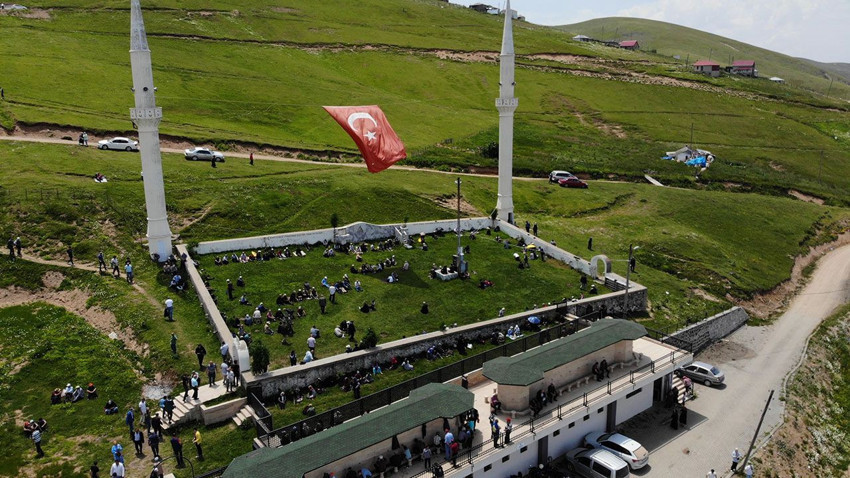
left=460, top=375, right=468, bottom=389
left=110, top=459, right=125, bottom=478
left=170, top=433, right=184, bottom=468
left=207, top=361, right=217, bottom=386
left=89, top=460, right=100, bottom=478
left=181, top=374, right=190, bottom=401
left=14, top=236, right=21, bottom=257
left=491, top=419, right=500, bottom=448
left=163, top=396, right=174, bottom=423
left=226, top=279, right=234, bottom=300
left=124, top=261, right=134, bottom=284
left=97, top=251, right=107, bottom=273
left=125, top=407, right=135, bottom=436
left=504, top=417, right=512, bottom=444
left=67, top=245, right=74, bottom=266
left=524, top=220, right=530, bottom=233
left=132, top=428, right=144, bottom=455
left=31, top=427, right=44, bottom=457
left=743, top=463, right=753, bottom=478
left=6, top=237, right=14, bottom=261
left=587, top=237, right=593, bottom=251
left=423, top=446, right=432, bottom=470
left=225, top=368, right=235, bottom=392
left=193, top=427, right=204, bottom=460
left=220, top=341, right=229, bottom=361
left=532, top=223, right=538, bottom=236
left=290, top=350, right=297, bottom=366
left=111, top=256, right=120, bottom=278
left=195, top=343, right=207, bottom=368
left=151, top=456, right=165, bottom=478
left=319, top=295, right=327, bottom=314
left=731, top=447, right=742, bottom=472
left=443, top=428, right=454, bottom=461
left=170, top=333, right=177, bottom=356
left=307, top=335, right=316, bottom=356
left=329, top=284, right=337, bottom=304
left=249, top=152, right=254, bottom=166
left=191, top=372, right=199, bottom=400
left=164, top=298, right=174, bottom=321
left=82, top=131, right=89, bottom=146
left=148, top=430, right=160, bottom=460
left=231, top=360, right=240, bottom=387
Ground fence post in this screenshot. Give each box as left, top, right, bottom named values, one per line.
left=583, top=393, right=587, bottom=407
left=558, top=403, right=562, bottom=420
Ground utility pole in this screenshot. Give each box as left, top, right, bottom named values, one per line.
left=740, top=389, right=774, bottom=473
left=708, top=48, right=713, bottom=61
left=827, top=77, right=834, bottom=98
left=819, top=150, right=824, bottom=184
left=622, top=244, right=638, bottom=319
left=690, top=121, right=694, bottom=146
left=455, top=178, right=466, bottom=273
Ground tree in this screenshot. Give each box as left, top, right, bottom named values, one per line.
left=250, top=340, right=270, bottom=374
left=330, top=213, right=340, bottom=244
left=362, top=328, right=379, bottom=349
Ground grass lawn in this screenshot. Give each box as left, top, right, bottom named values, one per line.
left=199, top=231, right=585, bottom=369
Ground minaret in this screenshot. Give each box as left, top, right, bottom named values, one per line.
left=129, top=0, right=172, bottom=261
left=495, top=0, right=517, bottom=224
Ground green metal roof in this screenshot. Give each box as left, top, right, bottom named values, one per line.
left=222, top=383, right=474, bottom=478
left=483, top=318, right=646, bottom=386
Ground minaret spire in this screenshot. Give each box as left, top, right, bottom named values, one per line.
left=130, top=0, right=173, bottom=261
left=495, top=0, right=517, bottom=223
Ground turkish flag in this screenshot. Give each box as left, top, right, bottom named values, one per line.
left=323, top=105, right=407, bottom=173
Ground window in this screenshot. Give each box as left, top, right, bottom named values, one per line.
left=592, top=462, right=610, bottom=475
left=483, top=465, right=492, bottom=472
left=568, top=422, right=575, bottom=429
left=578, top=457, right=592, bottom=467
left=502, top=456, right=510, bottom=463
left=520, top=446, right=528, bottom=453
left=597, top=407, right=604, bottom=414
left=626, top=388, right=642, bottom=399
left=605, top=442, right=628, bottom=454
left=583, top=415, right=590, bottom=421
left=553, top=430, right=560, bottom=437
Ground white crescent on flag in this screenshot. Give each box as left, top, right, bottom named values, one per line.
left=347, top=112, right=378, bottom=130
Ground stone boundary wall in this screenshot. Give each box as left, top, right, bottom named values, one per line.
left=668, top=306, right=749, bottom=353
left=195, top=218, right=495, bottom=255
left=176, top=244, right=239, bottom=363
left=181, top=218, right=648, bottom=394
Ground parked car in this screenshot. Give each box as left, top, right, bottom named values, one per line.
left=558, top=177, right=588, bottom=189
left=184, top=147, right=225, bottom=162
left=677, top=361, right=725, bottom=386
left=560, top=447, right=630, bottom=478
left=549, top=170, right=575, bottom=183
left=583, top=432, right=649, bottom=470
left=97, top=137, right=139, bottom=151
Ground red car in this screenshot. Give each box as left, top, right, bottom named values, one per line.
left=558, top=177, right=588, bottom=188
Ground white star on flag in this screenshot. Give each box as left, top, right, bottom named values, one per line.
left=365, top=131, right=377, bottom=141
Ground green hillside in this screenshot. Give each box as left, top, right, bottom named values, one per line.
left=560, top=17, right=850, bottom=100
left=0, top=1, right=848, bottom=206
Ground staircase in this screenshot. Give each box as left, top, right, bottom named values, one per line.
left=232, top=404, right=257, bottom=427
left=159, top=383, right=231, bottom=431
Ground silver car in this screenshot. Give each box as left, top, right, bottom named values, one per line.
left=98, top=137, right=139, bottom=151
left=561, top=447, right=630, bottom=478
left=678, top=361, right=725, bottom=386
left=184, top=147, right=225, bottom=162
left=584, top=431, right=648, bottom=470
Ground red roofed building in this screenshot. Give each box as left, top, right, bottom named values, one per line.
left=619, top=40, right=640, bottom=50
left=693, top=60, right=721, bottom=77
left=730, top=60, right=757, bottom=77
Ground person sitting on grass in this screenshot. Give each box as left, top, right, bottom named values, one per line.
left=264, top=322, right=274, bottom=335
left=50, top=388, right=62, bottom=405
left=104, top=399, right=120, bottom=415
left=62, top=383, right=74, bottom=402
left=239, top=294, right=249, bottom=305
left=72, top=385, right=85, bottom=402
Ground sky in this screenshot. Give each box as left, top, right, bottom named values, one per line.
left=451, top=0, right=850, bottom=63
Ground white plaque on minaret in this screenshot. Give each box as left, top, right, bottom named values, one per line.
left=130, top=0, right=173, bottom=261
left=495, top=0, right=517, bottom=224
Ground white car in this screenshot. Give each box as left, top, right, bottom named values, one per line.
left=98, top=137, right=139, bottom=151
left=561, top=447, right=631, bottom=478
left=549, top=170, right=576, bottom=183
left=584, top=431, right=648, bottom=470
left=184, top=147, right=225, bottom=162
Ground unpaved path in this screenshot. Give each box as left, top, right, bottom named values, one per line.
left=623, top=243, right=850, bottom=475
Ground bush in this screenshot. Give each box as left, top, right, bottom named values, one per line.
left=362, top=328, right=379, bottom=349
left=250, top=340, right=270, bottom=374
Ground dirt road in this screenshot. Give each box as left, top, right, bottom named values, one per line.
left=624, top=243, right=850, bottom=476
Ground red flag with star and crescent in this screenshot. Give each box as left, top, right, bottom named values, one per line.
left=323, top=105, right=407, bottom=173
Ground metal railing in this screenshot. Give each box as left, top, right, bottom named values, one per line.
left=256, top=320, right=586, bottom=447
left=248, top=390, right=273, bottom=438
left=196, top=466, right=227, bottom=478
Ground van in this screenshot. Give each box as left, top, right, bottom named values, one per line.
left=562, top=447, right=630, bottom=478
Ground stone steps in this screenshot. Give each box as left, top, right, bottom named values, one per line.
left=232, top=405, right=256, bottom=427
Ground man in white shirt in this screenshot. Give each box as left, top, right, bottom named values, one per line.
left=164, top=298, right=174, bottom=321
left=138, top=399, right=147, bottom=417
left=111, top=459, right=125, bottom=478
left=706, top=469, right=717, bottom=478
left=307, top=336, right=316, bottom=354
left=220, top=341, right=229, bottom=359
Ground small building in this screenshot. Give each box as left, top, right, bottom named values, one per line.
left=468, top=3, right=499, bottom=15
left=730, top=60, right=757, bottom=77
left=769, top=77, right=785, bottom=84
left=693, top=60, right=721, bottom=77
left=619, top=40, right=640, bottom=50
left=573, top=34, right=591, bottom=42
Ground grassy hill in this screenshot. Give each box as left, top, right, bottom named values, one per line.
left=559, top=17, right=850, bottom=100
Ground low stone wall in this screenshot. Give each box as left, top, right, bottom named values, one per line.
left=668, top=306, right=749, bottom=353
left=195, top=218, right=495, bottom=255
left=200, top=397, right=247, bottom=426
left=176, top=244, right=238, bottom=363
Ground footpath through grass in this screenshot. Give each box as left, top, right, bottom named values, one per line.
left=200, top=231, right=585, bottom=369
